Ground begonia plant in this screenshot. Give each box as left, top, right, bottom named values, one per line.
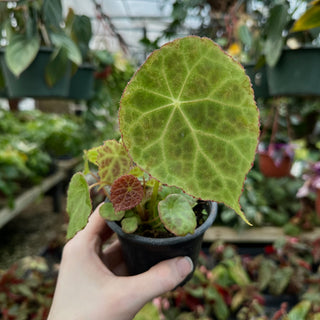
left=66, top=36, right=260, bottom=239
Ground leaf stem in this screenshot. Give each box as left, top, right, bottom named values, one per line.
left=150, top=179, right=160, bottom=218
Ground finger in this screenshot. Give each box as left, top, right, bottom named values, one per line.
left=127, top=256, right=193, bottom=302
left=83, top=204, right=114, bottom=242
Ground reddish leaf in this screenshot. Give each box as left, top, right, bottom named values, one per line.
left=110, top=175, right=144, bottom=212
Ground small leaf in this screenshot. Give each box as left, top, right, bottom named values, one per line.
left=97, top=140, right=133, bottom=185
left=5, top=34, right=40, bottom=76
left=287, top=300, right=311, bottom=320
left=45, top=48, right=69, bottom=87
left=99, top=202, right=124, bottom=221
left=205, top=286, right=229, bottom=320
left=225, top=257, right=250, bottom=286
left=268, top=266, right=294, bottom=295
left=158, top=194, right=196, bottom=236
left=110, top=174, right=144, bottom=212
left=85, top=146, right=101, bottom=165
left=121, top=215, right=139, bottom=233
left=66, top=172, right=92, bottom=239
left=50, top=32, right=82, bottom=65
left=257, top=258, right=275, bottom=291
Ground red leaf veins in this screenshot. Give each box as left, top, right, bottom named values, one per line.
left=110, top=175, right=144, bottom=212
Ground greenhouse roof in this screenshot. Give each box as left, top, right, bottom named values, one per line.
left=63, top=0, right=181, bottom=62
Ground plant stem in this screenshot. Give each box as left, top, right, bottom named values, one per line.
left=150, top=179, right=160, bottom=218
left=38, top=22, right=51, bottom=46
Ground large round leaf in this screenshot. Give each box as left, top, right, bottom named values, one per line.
left=119, top=36, right=259, bottom=223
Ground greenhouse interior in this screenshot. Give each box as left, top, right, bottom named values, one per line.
left=0, top=0, right=320, bottom=319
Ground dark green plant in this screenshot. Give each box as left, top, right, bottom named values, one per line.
left=0, top=108, right=92, bottom=208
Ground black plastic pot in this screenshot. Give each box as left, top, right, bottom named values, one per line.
left=106, top=201, right=217, bottom=283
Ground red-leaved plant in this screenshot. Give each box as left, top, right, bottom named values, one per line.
left=66, top=36, right=260, bottom=239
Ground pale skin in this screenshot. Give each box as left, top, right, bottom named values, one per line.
left=47, top=205, right=193, bottom=320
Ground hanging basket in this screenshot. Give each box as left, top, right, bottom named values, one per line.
left=0, top=47, right=71, bottom=98
left=258, top=152, right=293, bottom=178
left=68, top=64, right=95, bottom=100
left=245, top=64, right=269, bottom=98
left=267, top=47, right=320, bottom=97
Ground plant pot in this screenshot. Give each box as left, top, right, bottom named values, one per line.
left=267, top=47, right=320, bottom=97
left=106, top=201, right=217, bottom=284
left=259, top=153, right=292, bottom=178
left=316, top=189, right=320, bottom=217
left=68, top=64, right=94, bottom=100
left=0, top=47, right=71, bottom=98
left=245, top=64, right=269, bottom=98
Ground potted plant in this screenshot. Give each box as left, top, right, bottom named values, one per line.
left=66, top=36, right=260, bottom=279
left=258, top=142, right=295, bottom=178
left=258, top=99, right=295, bottom=178
left=0, top=0, right=82, bottom=98
left=297, top=161, right=320, bottom=217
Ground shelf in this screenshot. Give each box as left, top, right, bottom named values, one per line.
left=0, top=158, right=80, bottom=229
left=204, top=226, right=320, bottom=243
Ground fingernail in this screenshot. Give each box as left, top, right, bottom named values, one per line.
left=176, top=256, right=194, bottom=278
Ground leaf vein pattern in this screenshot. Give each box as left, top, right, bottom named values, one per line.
left=176, top=107, right=220, bottom=174
left=161, top=58, right=174, bottom=99
left=177, top=53, right=209, bottom=100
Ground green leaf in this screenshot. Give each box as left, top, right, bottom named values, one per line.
left=158, top=194, right=196, bottom=236
left=225, top=257, right=250, bottom=286
left=291, top=2, right=320, bottom=32
left=205, top=286, right=229, bottom=320
left=134, top=302, right=161, bottom=320
left=45, top=48, right=69, bottom=87
left=71, top=14, right=92, bottom=59
left=268, top=266, right=294, bottom=295
left=42, top=0, right=63, bottom=30
left=264, top=37, right=284, bottom=67
left=264, top=3, right=290, bottom=67
left=99, top=202, right=124, bottom=221
left=257, top=258, right=275, bottom=291
left=96, top=140, right=133, bottom=185
left=85, top=146, right=101, bottom=165
left=238, top=25, right=252, bottom=49
left=119, top=36, right=259, bottom=224
left=5, top=34, right=40, bottom=76
left=287, top=300, right=311, bottom=320
left=50, top=32, right=82, bottom=65
left=121, top=214, right=139, bottom=233
left=66, top=172, right=92, bottom=239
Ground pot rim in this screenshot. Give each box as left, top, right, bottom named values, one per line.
left=106, top=201, right=217, bottom=245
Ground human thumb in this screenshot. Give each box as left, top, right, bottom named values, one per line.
left=131, top=256, right=193, bottom=301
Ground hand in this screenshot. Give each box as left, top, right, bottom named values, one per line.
left=47, top=204, right=193, bottom=320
